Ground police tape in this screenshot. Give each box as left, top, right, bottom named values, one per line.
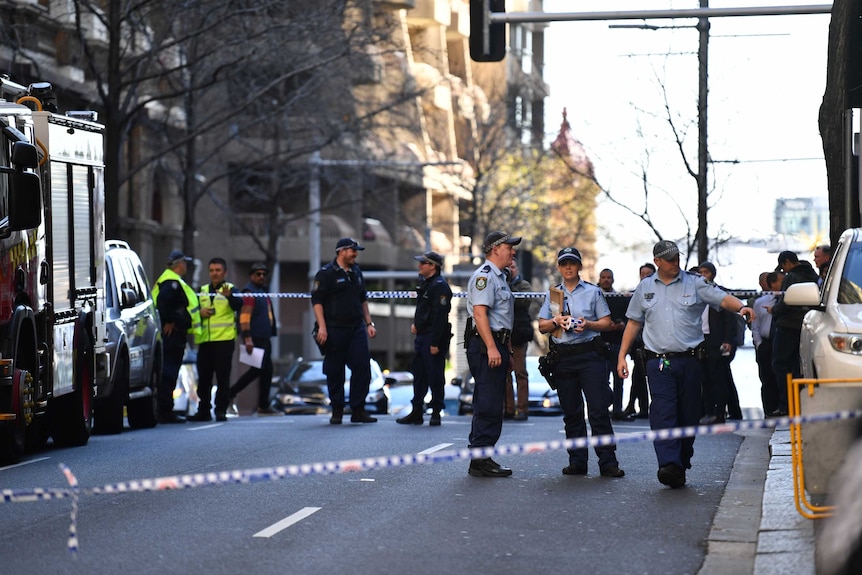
left=4, top=408, right=859, bottom=555
left=213, top=290, right=779, bottom=300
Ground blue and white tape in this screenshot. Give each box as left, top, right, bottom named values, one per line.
left=3, top=409, right=858, bottom=555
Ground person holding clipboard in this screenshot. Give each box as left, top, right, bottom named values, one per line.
left=228, top=262, right=280, bottom=416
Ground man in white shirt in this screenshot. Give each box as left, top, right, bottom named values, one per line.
left=752, top=271, right=784, bottom=417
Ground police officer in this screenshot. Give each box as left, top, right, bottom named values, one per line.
left=617, top=240, right=754, bottom=488
left=538, top=248, right=625, bottom=478
left=151, top=249, right=201, bottom=424
left=312, top=237, right=378, bottom=425
left=397, top=251, right=452, bottom=426
left=466, top=231, right=521, bottom=478
left=188, top=258, right=243, bottom=422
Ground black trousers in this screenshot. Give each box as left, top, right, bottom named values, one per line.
left=197, top=339, right=235, bottom=415
left=229, top=338, right=273, bottom=409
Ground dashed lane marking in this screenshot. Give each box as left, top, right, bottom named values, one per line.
left=418, top=443, right=454, bottom=455
left=254, top=507, right=322, bottom=538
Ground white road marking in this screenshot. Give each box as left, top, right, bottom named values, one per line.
left=254, top=507, right=321, bottom=538
left=0, top=456, right=50, bottom=471
left=418, top=443, right=453, bottom=455
left=187, top=423, right=224, bottom=430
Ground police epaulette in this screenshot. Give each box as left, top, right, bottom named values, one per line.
left=481, top=265, right=491, bottom=272
left=555, top=282, right=563, bottom=290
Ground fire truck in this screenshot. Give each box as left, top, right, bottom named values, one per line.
left=0, top=77, right=107, bottom=464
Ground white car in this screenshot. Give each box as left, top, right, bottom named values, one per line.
left=784, top=227, right=862, bottom=380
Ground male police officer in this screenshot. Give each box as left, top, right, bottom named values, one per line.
left=312, top=238, right=378, bottom=425
left=397, top=251, right=452, bottom=426
left=189, top=258, right=243, bottom=422
left=538, top=248, right=624, bottom=478
left=617, top=240, right=754, bottom=488
left=466, top=231, right=521, bottom=477
left=152, top=249, right=201, bottom=424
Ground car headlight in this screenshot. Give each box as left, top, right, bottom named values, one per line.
left=828, top=333, right=862, bottom=354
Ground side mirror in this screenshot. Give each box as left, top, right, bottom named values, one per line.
left=120, top=287, right=139, bottom=308
left=8, top=171, right=42, bottom=231
left=784, top=282, right=820, bottom=307
left=450, top=376, right=463, bottom=387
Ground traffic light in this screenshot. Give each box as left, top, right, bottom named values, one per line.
left=469, top=0, right=506, bottom=62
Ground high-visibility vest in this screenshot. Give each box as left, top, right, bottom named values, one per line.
left=151, top=268, right=202, bottom=336
left=196, top=282, right=238, bottom=344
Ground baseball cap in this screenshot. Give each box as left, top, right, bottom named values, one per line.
left=167, top=249, right=192, bottom=265
left=482, top=231, right=521, bottom=253
left=557, top=247, right=582, bottom=264
left=249, top=262, right=268, bottom=274
left=697, top=261, right=717, bottom=276
left=653, top=240, right=680, bottom=261
left=777, top=251, right=798, bottom=267
left=413, top=251, right=443, bottom=267
left=335, top=237, right=364, bottom=251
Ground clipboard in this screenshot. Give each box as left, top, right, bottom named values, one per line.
left=549, top=287, right=564, bottom=338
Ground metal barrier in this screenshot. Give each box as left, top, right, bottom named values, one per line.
left=787, top=375, right=862, bottom=519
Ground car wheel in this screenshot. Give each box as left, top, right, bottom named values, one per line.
left=458, top=402, right=469, bottom=416
left=94, top=352, right=128, bottom=435
left=128, top=350, right=159, bottom=429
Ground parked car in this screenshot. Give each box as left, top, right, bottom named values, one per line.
left=453, top=356, right=561, bottom=416
left=271, top=357, right=390, bottom=415
left=93, top=240, right=162, bottom=434
left=785, top=227, right=862, bottom=380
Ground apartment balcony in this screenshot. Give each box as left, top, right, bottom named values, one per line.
left=227, top=213, right=421, bottom=269
left=405, top=0, right=452, bottom=27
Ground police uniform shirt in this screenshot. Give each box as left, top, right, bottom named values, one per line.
left=414, top=273, right=453, bottom=348
left=311, top=261, right=367, bottom=329
left=625, top=271, right=727, bottom=353
left=539, top=281, right=611, bottom=345
left=467, top=260, right=513, bottom=331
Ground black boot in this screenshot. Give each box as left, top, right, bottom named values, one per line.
left=330, top=406, right=343, bottom=425
left=429, top=410, right=441, bottom=426
left=396, top=410, right=424, bottom=425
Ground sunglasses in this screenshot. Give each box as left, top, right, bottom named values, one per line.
left=253, top=271, right=268, bottom=277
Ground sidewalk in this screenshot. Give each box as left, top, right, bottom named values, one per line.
left=700, top=424, right=816, bottom=575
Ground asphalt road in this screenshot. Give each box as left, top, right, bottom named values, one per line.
left=1, top=411, right=745, bottom=575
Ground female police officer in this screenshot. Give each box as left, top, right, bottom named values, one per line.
left=538, top=247, right=625, bottom=478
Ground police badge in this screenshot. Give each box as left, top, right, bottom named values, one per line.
left=475, top=277, right=487, bottom=290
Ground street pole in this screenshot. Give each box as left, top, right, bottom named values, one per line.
left=697, top=0, right=709, bottom=264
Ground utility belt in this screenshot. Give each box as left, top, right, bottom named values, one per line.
left=643, top=344, right=706, bottom=361
left=462, top=316, right=511, bottom=351
left=470, top=328, right=511, bottom=346
left=551, top=337, right=605, bottom=357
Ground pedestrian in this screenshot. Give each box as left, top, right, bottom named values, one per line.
left=813, top=244, right=831, bottom=285
left=311, top=238, right=378, bottom=425
left=622, top=263, right=655, bottom=419
left=397, top=251, right=452, bottom=427
left=752, top=270, right=784, bottom=417
left=771, top=251, right=819, bottom=415
left=598, top=268, right=632, bottom=422
left=617, top=240, right=754, bottom=488
left=504, top=260, right=534, bottom=421
left=151, top=249, right=201, bottom=424
left=538, top=248, right=625, bottom=478
left=228, top=262, right=280, bottom=416
left=465, top=231, right=521, bottom=477
left=188, top=258, right=243, bottom=422
left=696, top=261, right=741, bottom=425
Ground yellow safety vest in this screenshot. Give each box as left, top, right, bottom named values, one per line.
left=196, top=282, right=238, bottom=344
left=151, top=268, right=202, bottom=336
